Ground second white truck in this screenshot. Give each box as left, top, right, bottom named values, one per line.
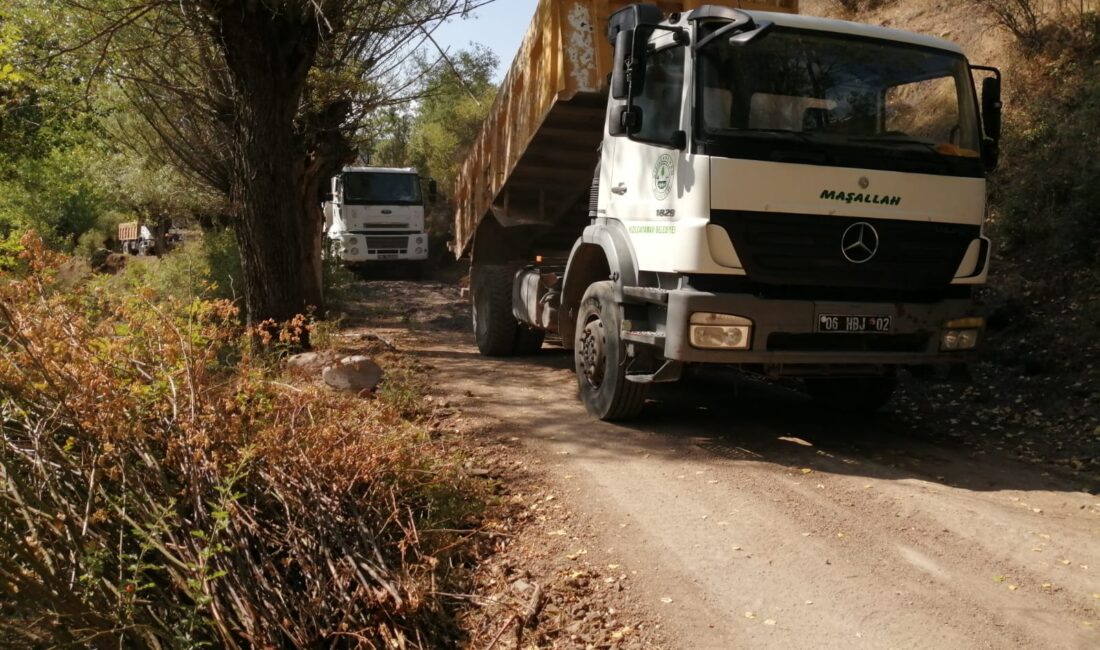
left=323, top=166, right=434, bottom=271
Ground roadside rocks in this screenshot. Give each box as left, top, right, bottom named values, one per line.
left=90, top=249, right=127, bottom=274
left=286, top=351, right=330, bottom=372
left=322, top=355, right=383, bottom=393
left=286, top=349, right=386, bottom=396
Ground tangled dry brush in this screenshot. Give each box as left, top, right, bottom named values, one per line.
left=0, top=235, right=482, bottom=648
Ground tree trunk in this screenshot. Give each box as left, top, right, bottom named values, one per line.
left=150, top=214, right=170, bottom=258
left=213, top=3, right=325, bottom=327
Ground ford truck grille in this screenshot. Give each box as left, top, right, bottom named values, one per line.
left=711, top=210, right=978, bottom=291
left=366, top=236, right=409, bottom=252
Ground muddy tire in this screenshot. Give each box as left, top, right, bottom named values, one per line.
left=574, top=281, right=647, bottom=420
left=804, top=375, right=897, bottom=413
left=472, top=265, right=518, bottom=356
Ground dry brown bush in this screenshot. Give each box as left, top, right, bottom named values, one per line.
left=0, top=234, right=482, bottom=647
left=971, top=0, right=1100, bottom=49
left=828, top=0, right=895, bottom=13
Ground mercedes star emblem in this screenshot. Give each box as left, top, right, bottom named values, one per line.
left=841, top=222, right=880, bottom=264
left=858, top=176, right=870, bottom=189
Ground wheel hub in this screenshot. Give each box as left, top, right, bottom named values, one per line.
left=580, top=317, right=607, bottom=388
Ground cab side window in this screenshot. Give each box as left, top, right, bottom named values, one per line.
left=634, top=47, right=685, bottom=143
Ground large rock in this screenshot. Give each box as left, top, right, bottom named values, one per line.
left=286, top=350, right=338, bottom=376
left=322, top=356, right=383, bottom=393
left=90, top=249, right=127, bottom=274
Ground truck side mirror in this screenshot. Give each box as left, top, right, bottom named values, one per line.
left=981, top=76, right=1002, bottom=142
left=609, top=105, right=628, bottom=137
left=981, top=75, right=1002, bottom=172
left=428, top=179, right=438, bottom=203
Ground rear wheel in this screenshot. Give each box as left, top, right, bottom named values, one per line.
left=804, top=374, right=897, bottom=413
left=472, top=265, right=519, bottom=356
left=574, top=281, right=647, bottom=420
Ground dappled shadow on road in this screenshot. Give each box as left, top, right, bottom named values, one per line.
left=413, top=337, right=1098, bottom=497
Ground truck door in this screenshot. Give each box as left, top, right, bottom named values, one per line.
left=606, top=42, right=687, bottom=244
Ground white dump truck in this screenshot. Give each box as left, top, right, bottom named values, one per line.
left=323, top=166, right=435, bottom=270
left=118, top=221, right=182, bottom=255
left=454, top=0, right=1002, bottom=420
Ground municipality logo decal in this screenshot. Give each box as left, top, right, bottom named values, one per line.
left=653, top=154, right=675, bottom=200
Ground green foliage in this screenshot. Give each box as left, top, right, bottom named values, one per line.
left=0, top=142, right=112, bottom=249
left=992, top=23, right=1100, bottom=262
left=95, top=229, right=243, bottom=304
left=0, top=235, right=483, bottom=647
left=0, top=5, right=122, bottom=252
left=0, top=4, right=226, bottom=262
left=407, top=46, right=499, bottom=196
left=321, top=245, right=360, bottom=312
left=365, top=107, right=414, bottom=167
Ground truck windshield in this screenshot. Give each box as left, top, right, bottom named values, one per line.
left=342, top=172, right=423, bottom=206
left=696, top=28, right=983, bottom=177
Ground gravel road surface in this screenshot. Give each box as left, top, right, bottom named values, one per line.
left=353, top=279, right=1100, bottom=650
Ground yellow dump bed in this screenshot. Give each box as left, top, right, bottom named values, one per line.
left=452, top=0, right=798, bottom=258
left=118, top=222, right=140, bottom=241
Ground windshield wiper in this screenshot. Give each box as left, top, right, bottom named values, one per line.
left=732, top=128, right=818, bottom=144
left=846, top=136, right=941, bottom=153
left=845, top=136, right=957, bottom=173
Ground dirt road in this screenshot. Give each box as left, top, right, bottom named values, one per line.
left=352, top=279, right=1100, bottom=650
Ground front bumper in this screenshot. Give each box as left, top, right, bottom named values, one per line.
left=331, top=233, right=428, bottom=262
left=660, top=290, right=979, bottom=367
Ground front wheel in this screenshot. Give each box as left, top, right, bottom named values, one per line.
left=574, top=281, right=647, bottom=421
left=804, top=374, right=897, bottom=413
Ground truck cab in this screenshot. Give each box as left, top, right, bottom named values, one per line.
left=462, top=2, right=1002, bottom=420
left=323, top=166, right=433, bottom=267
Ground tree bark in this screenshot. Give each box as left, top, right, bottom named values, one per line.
left=212, top=3, right=326, bottom=326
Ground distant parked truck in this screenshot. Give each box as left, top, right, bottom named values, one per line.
left=118, top=222, right=152, bottom=255
left=322, top=166, right=436, bottom=271
left=117, top=221, right=182, bottom=255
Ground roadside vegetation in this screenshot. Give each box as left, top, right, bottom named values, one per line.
left=0, top=235, right=487, bottom=646
left=0, top=1, right=504, bottom=643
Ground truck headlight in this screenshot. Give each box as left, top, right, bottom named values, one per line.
left=416, top=236, right=424, bottom=245
left=941, top=317, right=983, bottom=351
left=689, top=313, right=753, bottom=350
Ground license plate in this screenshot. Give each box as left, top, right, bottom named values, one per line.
left=377, top=254, right=399, bottom=260
left=817, top=314, right=892, bottom=333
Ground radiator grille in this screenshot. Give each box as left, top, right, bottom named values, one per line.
left=712, top=210, right=978, bottom=292
left=365, top=236, right=409, bottom=251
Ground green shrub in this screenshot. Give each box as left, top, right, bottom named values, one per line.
left=322, top=242, right=360, bottom=312
left=94, top=229, right=243, bottom=304
left=993, top=57, right=1100, bottom=262
left=0, top=234, right=481, bottom=647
